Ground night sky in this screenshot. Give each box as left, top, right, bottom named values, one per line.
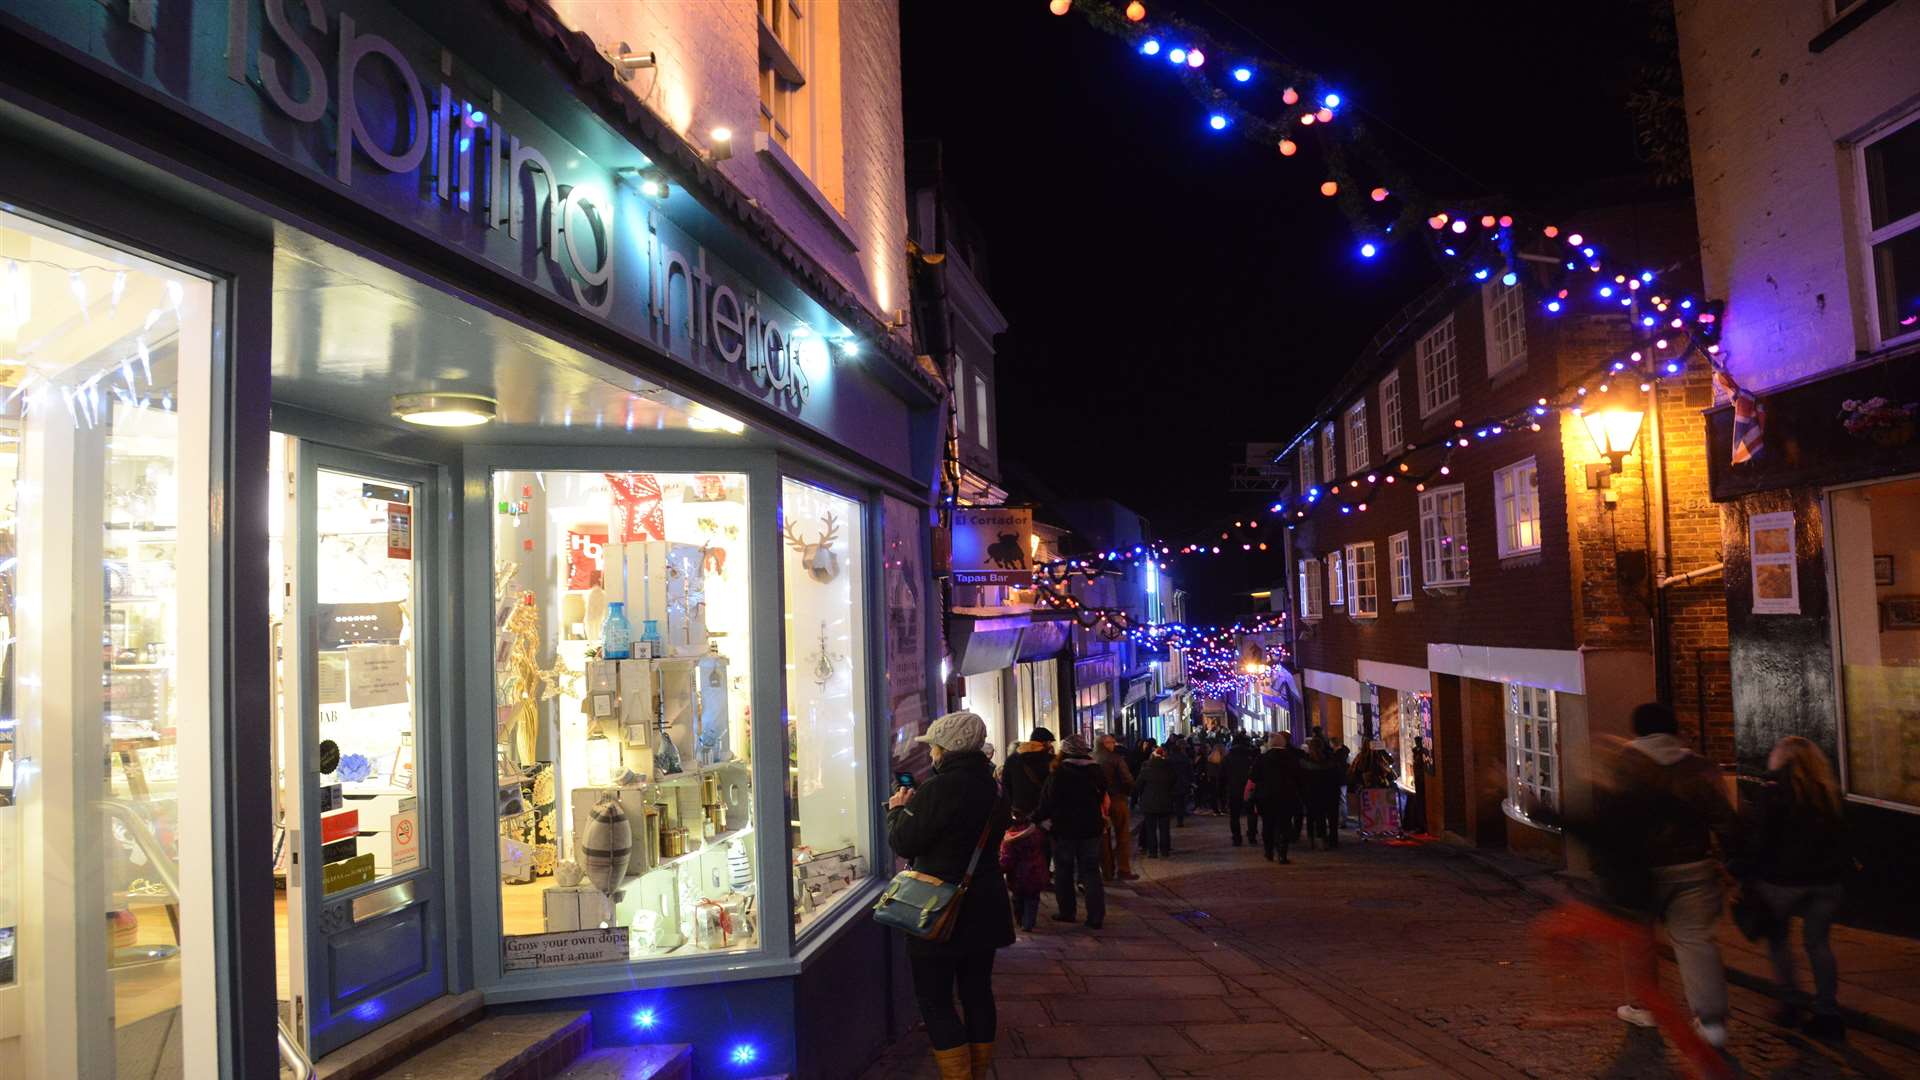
left=902, top=1, right=1676, bottom=619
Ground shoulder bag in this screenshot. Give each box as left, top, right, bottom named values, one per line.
left=872, top=809, right=998, bottom=942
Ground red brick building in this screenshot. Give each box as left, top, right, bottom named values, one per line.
left=1279, top=198, right=1730, bottom=859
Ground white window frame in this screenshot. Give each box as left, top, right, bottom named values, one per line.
left=1415, top=315, right=1460, bottom=418
left=1418, top=483, right=1470, bottom=587
left=1857, top=109, right=1920, bottom=349
left=1297, top=442, right=1316, bottom=492
left=1482, top=280, right=1528, bottom=377
left=1327, top=547, right=1345, bottom=607
left=953, top=356, right=967, bottom=433
left=1389, top=531, right=1413, bottom=601
left=1321, top=422, right=1337, bottom=483
left=1493, top=457, right=1543, bottom=558
left=1505, top=683, right=1559, bottom=815
left=973, top=374, right=991, bottom=449
left=1344, top=541, right=1378, bottom=618
left=1299, top=557, right=1323, bottom=620
left=1379, top=371, right=1403, bottom=455
left=1344, top=401, right=1370, bottom=473
left=1749, top=510, right=1801, bottom=615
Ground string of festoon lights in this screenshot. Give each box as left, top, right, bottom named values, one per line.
left=1016, top=0, right=1753, bottom=557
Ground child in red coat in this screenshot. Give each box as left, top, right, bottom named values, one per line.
left=999, top=810, right=1050, bottom=931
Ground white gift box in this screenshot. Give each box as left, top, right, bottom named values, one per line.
left=544, top=884, right=616, bottom=932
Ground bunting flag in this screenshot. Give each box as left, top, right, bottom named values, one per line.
left=1714, top=371, right=1764, bottom=465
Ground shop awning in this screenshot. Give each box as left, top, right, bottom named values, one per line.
left=1121, top=675, right=1153, bottom=707
left=1153, top=691, right=1184, bottom=716
left=949, top=612, right=1072, bottom=676
left=1015, top=619, right=1071, bottom=663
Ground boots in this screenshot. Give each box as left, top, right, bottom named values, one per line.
left=932, top=1044, right=973, bottom=1080
left=970, top=1041, right=995, bottom=1077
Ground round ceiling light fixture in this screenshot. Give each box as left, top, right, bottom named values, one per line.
left=391, top=391, right=497, bottom=428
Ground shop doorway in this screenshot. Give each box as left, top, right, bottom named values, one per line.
left=271, top=439, right=445, bottom=1060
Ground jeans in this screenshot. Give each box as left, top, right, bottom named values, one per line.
left=1758, top=880, right=1843, bottom=1017
left=1228, top=793, right=1259, bottom=843
left=1140, top=813, right=1173, bottom=856
left=1053, top=834, right=1105, bottom=925
left=1646, top=861, right=1729, bottom=1025
left=909, top=948, right=998, bottom=1051
left=1013, top=892, right=1041, bottom=931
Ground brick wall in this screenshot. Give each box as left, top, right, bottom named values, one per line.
left=1674, top=0, right=1920, bottom=391
left=544, top=1, right=909, bottom=337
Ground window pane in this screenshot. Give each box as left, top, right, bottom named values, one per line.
left=1866, top=118, right=1920, bottom=231
left=491, top=470, right=759, bottom=962
left=783, top=479, right=871, bottom=934
left=0, top=209, right=214, bottom=1072
left=1871, top=227, right=1920, bottom=340
left=1832, top=478, right=1920, bottom=807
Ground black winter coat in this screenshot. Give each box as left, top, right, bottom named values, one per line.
left=1743, top=775, right=1849, bottom=887
left=1223, top=745, right=1257, bottom=794
left=1035, top=758, right=1108, bottom=842
left=886, top=750, right=1016, bottom=957
left=1134, top=756, right=1179, bottom=815
left=1253, top=747, right=1303, bottom=807
left=1167, top=747, right=1193, bottom=802
left=1004, top=744, right=1055, bottom=814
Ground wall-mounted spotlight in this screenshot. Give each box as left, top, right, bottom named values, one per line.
left=613, top=43, right=656, bottom=80
left=614, top=166, right=670, bottom=201
left=707, top=127, right=734, bottom=162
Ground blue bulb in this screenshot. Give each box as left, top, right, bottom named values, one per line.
left=1208, top=113, right=1229, bottom=130
left=469, top=110, right=488, bottom=126
left=1323, top=93, right=1342, bottom=108
left=1141, top=38, right=1161, bottom=56
left=1473, top=268, right=1490, bottom=281
left=1680, top=299, right=1694, bottom=309
left=1502, top=271, right=1518, bottom=286
left=1599, top=286, right=1613, bottom=297
left=1443, top=247, right=1457, bottom=256
left=1168, top=47, right=1187, bottom=64
left=1582, top=246, right=1596, bottom=258
left=1640, top=271, right=1654, bottom=282
left=1233, top=66, right=1252, bottom=82
left=730, top=1044, right=759, bottom=1066
left=633, top=1008, right=658, bottom=1030
left=1546, top=300, right=1562, bottom=313
left=1642, top=316, right=1656, bottom=327
left=1665, top=362, right=1681, bottom=374
left=1360, top=242, right=1377, bottom=258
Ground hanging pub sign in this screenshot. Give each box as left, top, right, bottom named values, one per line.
left=950, top=507, right=1034, bottom=588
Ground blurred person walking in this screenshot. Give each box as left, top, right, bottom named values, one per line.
left=1742, top=735, right=1850, bottom=1040
left=1252, top=732, right=1304, bottom=863
left=1223, top=734, right=1260, bottom=847
left=1035, top=734, right=1108, bottom=929
left=1094, top=733, right=1139, bottom=881
left=1133, top=744, right=1178, bottom=858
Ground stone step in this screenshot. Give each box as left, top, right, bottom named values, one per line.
left=553, top=1044, right=695, bottom=1080
left=315, top=991, right=486, bottom=1080
left=369, top=1010, right=592, bottom=1080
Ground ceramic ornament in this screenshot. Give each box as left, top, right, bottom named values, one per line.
left=784, top=512, right=842, bottom=584
left=580, top=794, right=632, bottom=899
left=555, top=859, right=584, bottom=888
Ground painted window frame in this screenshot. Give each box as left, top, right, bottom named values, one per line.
left=1379, top=371, right=1403, bottom=454
left=1327, top=547, right=1345, bottom=607
left=1415, top=315, right=1460, bottom=419
left=1389, top=531, right=1414, bottom=601
left=1482, top=280, right=1528, bottom=377
left=1321, top=422, right=1338, bottom=484
left=973, top=373, right=990, bottom=449
left=1344, top=401, right=1370, bottom=474
left=1418, top=483, right=1471, bottom=587
left=1493, top=456, right=1543, bottom=558
left=1344, top=541, right=1378, bottom=618
left=1856, top=108, right=1920, bottom=349
left=1297, top=442, right=1317, bottom=492
left=1505, top=683, right=1559, bottom=814
left=1298, top=557, right=1324, bottom=621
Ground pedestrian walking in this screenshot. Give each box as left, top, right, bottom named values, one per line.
left=1741, top=735, right=1850, bottom=1040
left=1252, top=731, right=1303, bottom=863
left=885, top=711, right=1015, bottom=1080
left=1094, top=733, right=1139, bottom=881
left=1133, top=744, right=1177, bottom=857
left=1223, top=734, right=1260, bottom=847
left=1034, top=733, right=1108, bottom=929
left=1303, top=733, right=1342, bottom=849
left=1166, top=738, right=1193, bottom=827
left=998, top=809, right=1050, bottom=933
left=1003, top=727, right=1056, bottom=818
left=1402, top=736, right=1431, bottom=835
left=1205, top=740, right=1228, bottom=813
left=1126, top=736, right=1155, bottom=781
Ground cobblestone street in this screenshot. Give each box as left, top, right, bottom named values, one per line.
left=865, top=811, right=1920, bottom=1079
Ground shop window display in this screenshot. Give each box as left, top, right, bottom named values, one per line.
left=1830, top=476, right=1920, bottom=807
left=782, top=479, right=871, bottom=934
left=492, top=471, right=758, bottom=962
left=0, top=209, right=214, bottom=1074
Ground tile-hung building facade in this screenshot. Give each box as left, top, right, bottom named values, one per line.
left=0, top=2, right=939, bottom=1078
left=1676, top=0, right=1920, bottom=928
left=1281, top=199, right=1729, bottom=858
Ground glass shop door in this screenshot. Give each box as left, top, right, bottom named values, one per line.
left=274, top=440, right=444, bottom=1059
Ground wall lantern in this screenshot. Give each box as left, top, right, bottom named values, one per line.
left=1582, top=407, right=1645, bottom=474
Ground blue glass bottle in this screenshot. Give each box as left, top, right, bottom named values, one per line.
left=602, top=601, right=633, bottom=660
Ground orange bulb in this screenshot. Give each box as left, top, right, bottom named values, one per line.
left=1277, top=138, right=1298, bottom=156
left=1299, top=113, right=1316, bottom=126
left=1480, top=214, right=1496, bottom=228
left=1315, top=107, right=1334, bottom=123
left=1428, top=213, right=1448, bottom=229
left=1282, top=87, right=1300, bottom=105
left=1320, top=180, right=1338, bottom=197
left=1048, top=0, right=1072, bottom=14
left=1543, top=225, right=1560, bottom=238
left=1125, top=0, right=1146, bottom=20
left=1370, top=187, right=1388, bottom=202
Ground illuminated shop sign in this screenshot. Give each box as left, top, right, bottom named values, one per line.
left=6, top=0, right=830, bottom=415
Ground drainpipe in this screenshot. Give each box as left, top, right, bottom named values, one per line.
left=1645, top=381, right=1673, bottom=705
